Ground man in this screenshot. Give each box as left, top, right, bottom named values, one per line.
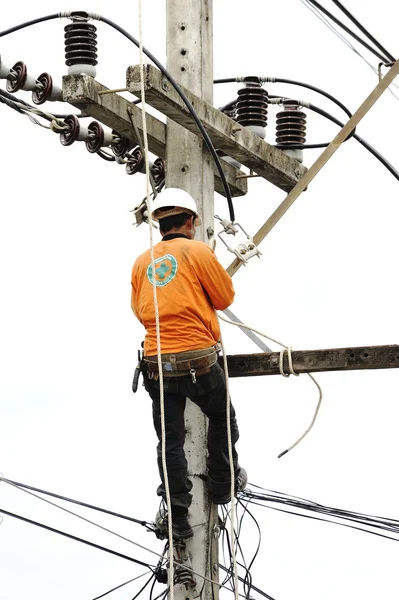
left=131, top=188, right=246, bottom=540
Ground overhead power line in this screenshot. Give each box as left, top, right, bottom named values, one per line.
left=0, top=508, right=154, bottom=568
left=330, top=0, right=396, bottom=62
left=303, top=0, right=392, bottom=63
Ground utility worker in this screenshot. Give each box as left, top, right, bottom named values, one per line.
left=131, top=188, right=246, bottom=540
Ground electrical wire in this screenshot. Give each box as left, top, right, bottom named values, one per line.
left=98, top=13, right=235, bottom=221
left=303, top=0, right=392, bottom=63
left=92, top=570, right=154, bottom=600
left=218, top=91, right=399, bottom=183
left=239, top=484, right=399, bottom=542
left=215, top=76, right=353, bottom=122
left=0, top=508, right=154, bottom=568
left=0, top=476, right=153, bottom=529
left=0, top=12, right=235, bottom=222
left=300, top=0, right=399, bottom=102
left=0, top=477, right=162, bottom=561
left=330, top=0, right=395, bottom=62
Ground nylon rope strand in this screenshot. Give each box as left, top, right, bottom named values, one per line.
left=218, top=325, right=239, bottom=600
left=217, top=314, right=323, bottom=458
left=137, top=1, right=175, bottom=594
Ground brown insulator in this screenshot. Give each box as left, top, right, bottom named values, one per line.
left=236, top=78, right=268, bottom=128
left=65, top=13, right=97, bottom=69
left=125, top=146, right=145, bottom=175
left=151, top=158, right=166, bottom=186
left=6, top=61, right=27, bottom=93
left=276, top=105, right=307, bottom=146
left=85, top=121, right=105, bottom=153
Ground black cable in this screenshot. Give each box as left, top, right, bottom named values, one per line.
left=330, top=0, right=396, bottom=62
left=92, top=571, right=154, bottom=600
left=220, top=89, right=399, bottom=182
left=1, top=477, right=154, bottom=530
left=130, top=572, right=156, bottom=600
left=239, top=486, right=399, bottom=541
left=0, top=13, right=235, bottom=222
left=0, top=13, right=60, bottom=37
left=305, top=0, right=391, bottom=63
left=97, top=149, right=116, bottom=162
left=215, top=76, right=353, bottom=122
left=98, top=15, right=235, bottom=221
left=0, top=508, right=154, bottom=568
left=219, top=564, right=277, bottom=600
left=307, top=102, right=399, bottom=181
left=237, top=499, right=262, bottom=599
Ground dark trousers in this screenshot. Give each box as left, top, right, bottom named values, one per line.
left=145, top=363, right=240, bottom=513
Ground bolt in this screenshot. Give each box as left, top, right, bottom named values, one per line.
left=271, top=356, right=279, bottom=366
left=161, top=78, right=169, bottom=92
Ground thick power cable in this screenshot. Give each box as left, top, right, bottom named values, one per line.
left=303, top=0, right=391, bottom=63
left=219, top=565, right=277, bottom=600
left=330, top=0, right=395, bottom=62
left=136, top=1, right=174, bottom=593
left=0, top=476, right=163, bottom=561
left=95, top=14, right=235, bottom=223
left=0, top=508, right=153, bottom=568
left=0, top=476, right=152, bottom=528
left=300, top=0, right=399, bottom=101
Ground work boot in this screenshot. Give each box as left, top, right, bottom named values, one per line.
left=154, top=507, right=194, bottom=540
left=210, top=467, right=248, bottom=505
left=172, top=514, right=194, bottom=540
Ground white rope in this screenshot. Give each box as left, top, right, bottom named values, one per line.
left=218, top=313, right=323, bottom=458
left=137, top=1, right=175, bottom=595
left=218, top=325, right=239, bottom=600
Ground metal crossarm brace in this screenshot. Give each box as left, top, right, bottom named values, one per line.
left=61, top=74, right=247, bottom=198
left=126, top=64, right=308, bottom=193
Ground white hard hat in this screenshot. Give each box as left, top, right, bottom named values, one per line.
left=151, top=188, right=201, bottom=226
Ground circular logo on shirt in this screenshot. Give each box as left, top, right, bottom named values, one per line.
left=147, top=254, right=178, bottom=287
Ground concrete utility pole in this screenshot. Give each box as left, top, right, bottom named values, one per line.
left=164, top=2, right=219, bottom=599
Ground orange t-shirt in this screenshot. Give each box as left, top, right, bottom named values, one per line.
left=131, top=235, right=235, bottom=355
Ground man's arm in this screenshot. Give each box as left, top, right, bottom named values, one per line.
left=194, top=244, right=235, bottom=310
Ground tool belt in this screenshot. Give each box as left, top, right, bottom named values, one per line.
left=143, top=346, right=218, bottom=378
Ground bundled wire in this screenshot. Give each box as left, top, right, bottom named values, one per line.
left=303, top=0, right=394, bottom=64
left=240, top=484, right=399, bottom=542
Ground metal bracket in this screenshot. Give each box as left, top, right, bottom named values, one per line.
left=130, top=198, right=158, bottom=227
left=216, top=217, right=261, bottom=264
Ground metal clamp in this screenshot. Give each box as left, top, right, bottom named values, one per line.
left=130, top=197, right=158, bottom=228
left=216, top=218, right=261, bottom=264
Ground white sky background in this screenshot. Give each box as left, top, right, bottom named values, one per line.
left=0, top=1, right=399, bottom=598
